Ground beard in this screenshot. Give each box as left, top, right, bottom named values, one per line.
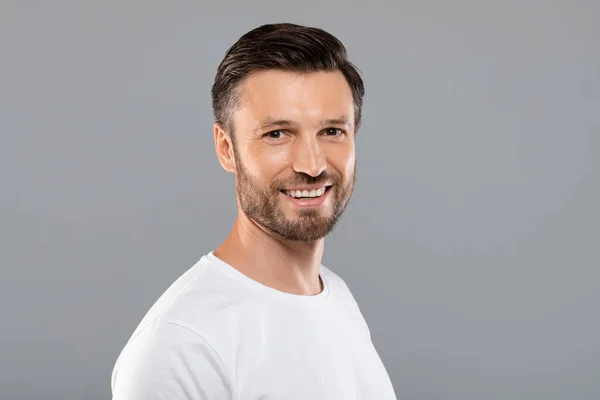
left=232, top=147, right=356, bottom=243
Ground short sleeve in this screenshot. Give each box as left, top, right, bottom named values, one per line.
left=111, top=319, right=233, bottom=400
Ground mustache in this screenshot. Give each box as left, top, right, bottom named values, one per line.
left=275, top=172, right=337, bottom=188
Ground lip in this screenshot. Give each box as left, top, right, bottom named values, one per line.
left=282, top=184, right=332, bottom=192
left=280, top=186, right=332, bottom=208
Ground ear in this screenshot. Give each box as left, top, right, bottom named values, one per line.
left=213, top=123, right=236, bottom=173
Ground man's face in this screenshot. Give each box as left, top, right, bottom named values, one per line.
left=230, top=69, right=357, bottom=242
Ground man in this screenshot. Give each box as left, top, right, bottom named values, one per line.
left=111, top=23, right=397, bottom=399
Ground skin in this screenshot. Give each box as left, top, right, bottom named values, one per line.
left=213, top=69, right=357, bottom=296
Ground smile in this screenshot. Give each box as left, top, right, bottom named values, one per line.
left=281, top=186, right=332, bottom=199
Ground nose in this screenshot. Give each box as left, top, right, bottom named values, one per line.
left=291, top=135, right=327, bottom=177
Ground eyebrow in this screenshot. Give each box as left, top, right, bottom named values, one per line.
left=321, top=116, right=352, bottom=128
left=254, top=115, right=352, bottom=133
left=254, top=118, right=294, bottom=133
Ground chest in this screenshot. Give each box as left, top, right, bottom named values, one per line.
left=232, top=310, right=396, bottom=400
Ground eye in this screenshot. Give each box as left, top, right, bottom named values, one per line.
left=265, top=130, right=286, bottom=140
left=324, top=128, right=344, bottom=136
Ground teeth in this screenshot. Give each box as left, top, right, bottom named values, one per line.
left=284, top=187, right=327, bottom=198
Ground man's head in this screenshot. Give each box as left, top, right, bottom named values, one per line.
left=211, top=23, right=364, bottom=243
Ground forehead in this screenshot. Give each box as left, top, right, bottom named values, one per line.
left=234, top=70, right=355, bottom=128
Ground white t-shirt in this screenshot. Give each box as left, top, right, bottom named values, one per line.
left=111, top=252, right=397, bottom=399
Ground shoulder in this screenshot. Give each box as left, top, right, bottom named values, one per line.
left=111, top=318, right=234, bottom=399
left=321, top=264, right=350, bottom=290
left=111, top=253, right=246, bottom=398
left=321, top=263, right=373, bottom=337
left=321, top=264, right=363, bottom=313
left=321, top=264, right=362, bottom=296
left=131, top=254, right=250, bottom=333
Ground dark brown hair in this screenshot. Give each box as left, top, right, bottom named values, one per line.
left=211, top=23, right=365, bottom=135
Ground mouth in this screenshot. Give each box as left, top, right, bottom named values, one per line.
left=280, top=185, right=332, bottom=200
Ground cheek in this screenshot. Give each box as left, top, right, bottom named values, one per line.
left=328, top=145, right=355, bottom=179
left=246, top=146, right=289, bottom=182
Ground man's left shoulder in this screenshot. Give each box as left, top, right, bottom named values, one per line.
left=320, top=264, right=349, bottom=290
left=321, top=264, right=372, bottom=337
left=321, top=265, right=360, bottom=304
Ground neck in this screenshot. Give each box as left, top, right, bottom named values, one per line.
left=213, top=209, right=325, bottom=296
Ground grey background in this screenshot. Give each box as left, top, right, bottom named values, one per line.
left=1, top=1, right=599, bottom=399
